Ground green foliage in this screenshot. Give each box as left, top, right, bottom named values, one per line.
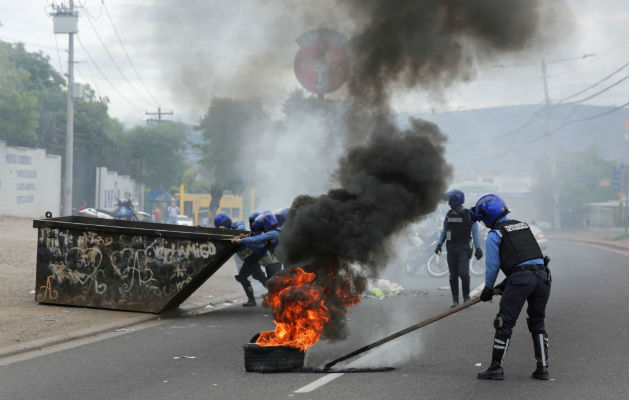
left=533, top=147, right=618, bottom=228
left=197, top=97, right=271, bottom=206
left=0, top=42, right=41, bottom=146
left=118, top=122, right=189, bottom=189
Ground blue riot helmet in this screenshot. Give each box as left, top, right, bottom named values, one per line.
left=275, top=207, right=290, bottom=227
left=252, top=213, right=278, bottom=234
left=214, top=212, right=232, bottom=229
left=446, top=189, right=465, bottom=209
left=470, top=194, right=509, bottom=228
left=248, top=211, right=262, bottom=230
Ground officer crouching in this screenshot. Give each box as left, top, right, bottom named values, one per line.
left=470, top=194, right=551, bottom=381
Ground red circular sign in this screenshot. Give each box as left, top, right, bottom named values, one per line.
left=294, top=38, right=350, bottom=95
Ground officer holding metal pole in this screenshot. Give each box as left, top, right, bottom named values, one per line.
left=435, top=190, right=483, bottom=308
left=470, top=194, right=551, bottom=381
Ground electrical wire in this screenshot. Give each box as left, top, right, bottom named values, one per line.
left=82, top=9, right=156, bottom=108
left=101, top=0, right=161, bottom=107
left=552, top=102, right=629, bottom=134
left=565, top=75, right=628, bottom=105
left=556, top=63, right=629, bottom=104
left=53, top=34, right=65, bottom=76
left=75, top=63, right=102, bottom=99
left=76, top=34, right=144, bottom=111
left=0, top=35, right=59, bottom=51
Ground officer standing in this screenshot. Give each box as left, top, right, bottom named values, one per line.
left=470, top=194, right=551, bottom=381
left=435, top=190, right=483, bottom=308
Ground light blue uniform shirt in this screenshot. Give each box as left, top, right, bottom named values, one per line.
left=484, top=216, right=544, bottom=289
left=238, top=230, right=279, bottom=257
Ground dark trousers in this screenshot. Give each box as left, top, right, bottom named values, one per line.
left=447, top=245, right=470, bottom=301
left=497, top=268, right=551, bottom=337
left=236, top=253, right=267, bottom=284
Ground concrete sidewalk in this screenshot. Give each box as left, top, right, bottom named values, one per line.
left=548, top=228, right=629, bottom=252
left=0, top=215, right=249, bottom=359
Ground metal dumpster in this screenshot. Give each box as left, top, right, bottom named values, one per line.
left=33, top=215, right=241, bottom=313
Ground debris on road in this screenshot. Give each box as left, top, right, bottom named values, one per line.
left=366, top=279, right=405, bottom=299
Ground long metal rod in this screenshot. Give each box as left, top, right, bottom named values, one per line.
left=323, top=297, right=482, bottom=370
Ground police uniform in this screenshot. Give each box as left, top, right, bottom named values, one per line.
left=437, top=207, right=481, bottom=305
left=478, top=216, right=551, bottom=380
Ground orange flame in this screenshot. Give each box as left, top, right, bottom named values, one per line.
left=255, top=263, right=363, bottom=351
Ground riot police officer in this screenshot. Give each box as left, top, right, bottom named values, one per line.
left=229, top=212, right=269, bottom=307
left=231, top=212, right=281, bottom=306
left=470, top=194, right=551, bottom=381
left=435, top=190, right=483, bottom=307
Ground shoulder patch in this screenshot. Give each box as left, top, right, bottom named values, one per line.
left=503, top=222, right=529, bottom=232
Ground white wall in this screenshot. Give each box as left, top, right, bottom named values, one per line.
left=0, top=141, right=61, bottom=218
left=95, top=166, right=144, bottom=210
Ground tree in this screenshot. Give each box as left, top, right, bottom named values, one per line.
left=118, top=122, right=189, bottom=190
left=197, top=97, right=272, bottom=210
left=532, top=147, right=618, bottom=228
left=0, top=42, right=41, bottom=146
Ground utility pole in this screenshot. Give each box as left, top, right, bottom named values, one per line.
left=540, top=59, right=561, bottom=230
left=145, top=107, right=173, bottom=125
left=53, top=1, right=78, bottom=216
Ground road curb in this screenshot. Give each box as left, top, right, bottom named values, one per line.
left=550, top=237, right=628, bottom=252
left=0, top=293, right=245, bottom=360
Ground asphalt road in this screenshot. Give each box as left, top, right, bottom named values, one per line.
left=1, top=239, right=627, bottom=400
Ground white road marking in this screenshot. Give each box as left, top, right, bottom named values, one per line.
left=294, top=282, right=488, bottom=394
left=294, top=373, right=344, bottom=393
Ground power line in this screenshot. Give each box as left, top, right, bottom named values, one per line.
left=552, top=102, right=629, bottom=134
left=494, top=102, right=629, bottom=161
left=101, top=0, right=161, bottom=107
left=82, top=9, right=156, bottom=108
left=76, top=34, right=144, bottom=111
left=78, top=57, right=103, bottom=99
left=75, top=63, right=102, bottom=99
left=0, top=35, right=59, bottom=51
left=53, top=33, right=65, bottom=75
left=566, top=75, right=628, bottom=105
left=557, top=63, right=629, bottom=104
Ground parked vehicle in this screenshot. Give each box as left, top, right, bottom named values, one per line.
left=530, top=223, right=548, bottom=250
left=175, top=215, right=194, bottom=226
left=77, top=208, right=114, bottom=219
left=114, top=199, right=139, bottom=221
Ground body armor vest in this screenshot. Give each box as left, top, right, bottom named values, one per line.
left=446, top=208, right=472, bottom=245
left=496, top=219, right=544, bottom=275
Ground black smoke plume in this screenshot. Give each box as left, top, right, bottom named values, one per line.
left=278, top=118, right=450, bottom=273
left=274, top=0, right=568, bottom=341
left=341, top=0, right=567, bottom=107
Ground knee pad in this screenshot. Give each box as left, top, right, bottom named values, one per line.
left=493, top=316, right=503, bottom=331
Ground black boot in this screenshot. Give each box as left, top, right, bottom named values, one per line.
left=462, top=276, right=470, bottom=303
left=478, top=332, right=510, bottom=380
left=531, top=333, right=549, bottom=380
left=236, top=275, right=257, bottom=307
left=451, top=298, right=459, bottom=308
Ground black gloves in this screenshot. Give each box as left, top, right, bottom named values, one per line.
left=480, top=287, right=494, bottom=302
left=475, top=248, right=483, bottom=260
left=434, top=244, right=442, bottom=255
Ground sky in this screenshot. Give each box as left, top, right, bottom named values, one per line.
left=0, top=0, right=627, bottom=127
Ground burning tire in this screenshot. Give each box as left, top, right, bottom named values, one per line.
left=244, top=333, right=305, bottom=372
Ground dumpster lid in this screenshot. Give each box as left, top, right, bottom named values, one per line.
left=33, top=215, right=244, bottom=240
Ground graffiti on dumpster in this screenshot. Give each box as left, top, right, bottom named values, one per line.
left=36, top=227, right=220, bottom=310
